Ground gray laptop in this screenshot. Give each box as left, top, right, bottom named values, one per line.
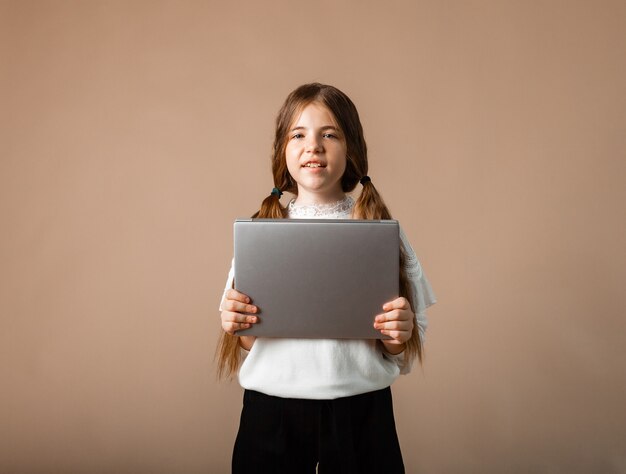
left=233, top=218, right=399, bottom=339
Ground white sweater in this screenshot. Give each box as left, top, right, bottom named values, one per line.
left=219, top=196, right=436, bottom=399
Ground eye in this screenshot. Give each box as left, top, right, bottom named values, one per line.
left=323, top=133, right=337, bottom=139
left=291, top=133, right=304, bottom=140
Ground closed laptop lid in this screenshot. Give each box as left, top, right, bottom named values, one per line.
left=233, top=218, right=399, bottom=339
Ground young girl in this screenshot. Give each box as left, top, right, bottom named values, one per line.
left=217, top=83, right=436, bottom=473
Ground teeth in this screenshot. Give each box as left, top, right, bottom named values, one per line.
left=305, top=163, right=322, bottom=168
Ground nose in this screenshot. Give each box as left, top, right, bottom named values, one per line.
left=305, top=135, right=323, bottom=153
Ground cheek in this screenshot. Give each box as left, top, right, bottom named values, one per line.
left=284, top=149, right=299, bottom=174
left=337, top=157, right=347, bottom=174
left=285, top=141, right=300, bottom=159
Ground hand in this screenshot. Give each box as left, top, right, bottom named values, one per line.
left=220, top=289, right=259, bottom=336
left=373, top=296, right=414, bottom=354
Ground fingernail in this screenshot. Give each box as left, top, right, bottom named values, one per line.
left=247, top=316, right=256, bottom=323
left=382, top=304, right=389, bottom=310
left=243, top=323, right=250, bottom=328
left=248, top=305, right=256, bottom=313
left=245, top=297, right=250, bottom=303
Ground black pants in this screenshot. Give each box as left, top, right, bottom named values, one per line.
left=232, top=387, right=405, bottom=474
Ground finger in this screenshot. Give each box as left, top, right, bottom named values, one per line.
left=374, top=319, right=413, bottom=331
left=380, top=329, right=409, bottom=343
left=223, top=311, right=258, bottom=325
left=223, top=321, right=252, bottom=335
left=374, top=309, right=412, bottom=323
left=226, top=289, right=253, bottom=304
left=223, top=299, right=258, bottom=314
left=382, top=297, right=410, bottom=312
left=382, top=297, right=410, bottom=311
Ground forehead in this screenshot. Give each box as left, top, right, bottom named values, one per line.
left=290, top=102, right=339, bottom=128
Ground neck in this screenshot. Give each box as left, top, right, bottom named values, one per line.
left=294, top=189, right=347, bottom=207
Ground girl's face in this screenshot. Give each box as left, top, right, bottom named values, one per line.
left=285, top=102, right=347, bottom=204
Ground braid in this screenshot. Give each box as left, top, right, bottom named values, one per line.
left=352, top=180, right=391, bottom=220
left=252, top=190, right=287, bottom=219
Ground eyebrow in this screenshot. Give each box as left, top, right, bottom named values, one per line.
left=290, top=125, right=340, bottom=132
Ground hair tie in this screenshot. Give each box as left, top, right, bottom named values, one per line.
left=271, top=187, right=283, bottom=198
left=360, top=175, right=371, bottom=185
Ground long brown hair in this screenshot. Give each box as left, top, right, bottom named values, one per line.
left=216, top=83, right=422, bottom=379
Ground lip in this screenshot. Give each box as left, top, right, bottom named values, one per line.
left=301, top=161, right=326, bottom=168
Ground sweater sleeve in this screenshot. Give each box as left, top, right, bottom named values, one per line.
left=399, top=226, right=437, bottom=341
left=388, top=226, right=436, bottom=375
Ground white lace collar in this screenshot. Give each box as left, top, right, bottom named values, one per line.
left=287, top=195, right=354, bottom=218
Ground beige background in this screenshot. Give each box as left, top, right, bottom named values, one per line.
left=1, top=1, right=625, bottom=472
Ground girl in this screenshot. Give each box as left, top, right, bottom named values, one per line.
left=217, top=83, right=436, bottom=473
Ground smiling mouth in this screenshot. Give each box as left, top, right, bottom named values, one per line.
left=303, top=163, right=325, bottom=168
